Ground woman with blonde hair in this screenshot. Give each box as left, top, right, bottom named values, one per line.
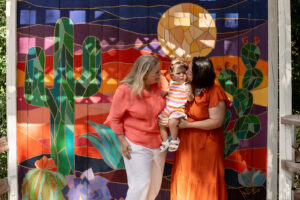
left=104, top=54, right=167, bottom=200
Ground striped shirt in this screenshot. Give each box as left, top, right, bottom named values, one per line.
left=166, top=81, right=188, bottom=108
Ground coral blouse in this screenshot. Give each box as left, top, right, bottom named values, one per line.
left=104, top=84, right=166, bottom=149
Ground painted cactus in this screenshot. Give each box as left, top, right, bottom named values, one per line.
left=218, top=37, right=262, bottom=157
left=24, top=17, right=102, bottom=175
left=22, top=156, right=66, bottom=200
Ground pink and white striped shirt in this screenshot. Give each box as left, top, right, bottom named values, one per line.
left=166, top=80, right=188, bottom=108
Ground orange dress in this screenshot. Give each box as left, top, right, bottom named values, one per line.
left=171, top=83, right=229, bottom=200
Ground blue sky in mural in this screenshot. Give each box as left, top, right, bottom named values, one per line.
left=17, top=0, right=268, bottom=60
left=18, top=0, right=267, bottom=34
left=18, top=0, right=258, bottom=9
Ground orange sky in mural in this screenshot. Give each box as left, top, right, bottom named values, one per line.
left=17, top=107, right=109, bottom=163
left=17, top=55, right=267, bottom=88
left=16, top=48, right=268, bottom=163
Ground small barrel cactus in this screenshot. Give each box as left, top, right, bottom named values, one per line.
left=22, top=156, right=66, bottom=200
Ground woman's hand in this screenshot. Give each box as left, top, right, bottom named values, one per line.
left=160, top=90, right=168, bottom=97
left=158, top=116, right=169, bottom=127
left=178, top=118, right=191, bottom=129
left=117, top=135, right=132, bottom=160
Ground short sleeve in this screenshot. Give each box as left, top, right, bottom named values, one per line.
left=208, top=84, right=230, bottom=109
left=104, top=84, right=129, bottom=135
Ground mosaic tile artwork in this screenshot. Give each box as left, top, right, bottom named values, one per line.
left=24, top=18, right=102, bottom=175
left=22, top=156, right=66, bottom=199
left=219, top=37, right=262, bottom=157
left=157, top=3, right=217, bottom=61
left=17, top=0, right=268, bottom=199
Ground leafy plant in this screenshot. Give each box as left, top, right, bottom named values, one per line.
left=0, top=0, right=7, bottom=199
left=292, top=0, right=300, bottom=114
left=292, top=0, right=300, bottom=190
left=80, top=122, right=124, bottom=170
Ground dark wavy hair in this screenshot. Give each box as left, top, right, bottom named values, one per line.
left=191, top=57, right=216, bottom=89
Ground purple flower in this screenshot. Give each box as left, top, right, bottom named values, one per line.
left=62, top=168, right=112, bottom=200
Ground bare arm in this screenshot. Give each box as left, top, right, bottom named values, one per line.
left=178, top=101, right=226, bottom=130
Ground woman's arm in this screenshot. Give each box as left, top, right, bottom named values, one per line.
left=104, top=85, right=128, bottom=134
left=178, top=101, right=226, bottom=130
left=117, top=135, right=132, bottom=160
left=104, top=85, right=133, bottom=159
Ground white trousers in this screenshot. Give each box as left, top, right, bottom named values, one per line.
left=124, top=138, right=167, bottom=200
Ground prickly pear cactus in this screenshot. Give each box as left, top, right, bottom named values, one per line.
left=24, top=17, right=102, bottom=175
left=218, top=37, right=262, bottom=157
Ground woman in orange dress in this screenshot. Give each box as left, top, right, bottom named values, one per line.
left=168, top=57, right=229, bottom=200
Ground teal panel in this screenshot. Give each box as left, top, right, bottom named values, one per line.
left=65, top=127, right=74, bottom=170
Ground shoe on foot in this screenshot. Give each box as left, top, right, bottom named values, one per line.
left=160, top=139, right=170, bottom=152
left=168, top=138, right=180, bottom=152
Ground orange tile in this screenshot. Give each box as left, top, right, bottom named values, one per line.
left=75, top=147, right=102, bottom=159
left=225, top=148, right=267, bottom=173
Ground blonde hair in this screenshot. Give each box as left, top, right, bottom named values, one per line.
left=121, top=54, right=160, bottom=96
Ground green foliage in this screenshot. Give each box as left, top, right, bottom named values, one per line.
left=0, top=0, right=6, bottom=176
left=292, top=0, right=300, bottom=190
left=0, top=0, right=6, bottom=136
left=0, top=0, right=7, bottom=199
left=292, top=0, right=300, bottom=114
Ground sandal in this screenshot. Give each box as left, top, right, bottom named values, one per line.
left=160, top=139, right=169, bottom=152
left=168, top=138, right=180, bottom=152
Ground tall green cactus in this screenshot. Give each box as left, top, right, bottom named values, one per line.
left=24, top=17, right=102, bottom=175
left=218, top=37, right=262, bottom=157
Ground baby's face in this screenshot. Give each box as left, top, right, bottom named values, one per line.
left=171, top=66, right=187, bottom=83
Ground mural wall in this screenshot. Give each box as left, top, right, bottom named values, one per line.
left=17, top=0, right=268, bottom=199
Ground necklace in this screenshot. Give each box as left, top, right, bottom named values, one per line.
left=195, top=88, right=203, bottom=96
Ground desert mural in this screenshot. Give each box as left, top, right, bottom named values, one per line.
left=17, top=0, right=268, bottom=199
